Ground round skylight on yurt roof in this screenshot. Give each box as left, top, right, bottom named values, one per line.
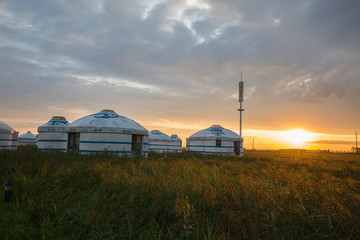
left=149, top=130, right=170, bottom=140
left=0, top=121, right=15, bottom=134
left=189, top=125, right=241, bottom=140
left=68, top=109, right=148, bottom=135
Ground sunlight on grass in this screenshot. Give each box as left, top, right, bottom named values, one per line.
left=1, top=147, right=360, bottom=239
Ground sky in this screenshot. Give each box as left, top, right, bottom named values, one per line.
left=1, top=0, right=360, bottom=151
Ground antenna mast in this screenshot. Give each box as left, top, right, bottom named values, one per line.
left=356, top=131, right=358, bottom=153
left=238, top=72, right=244, bottom=156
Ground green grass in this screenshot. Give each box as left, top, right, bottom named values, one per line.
left=1, top=146, right=360, bottom=239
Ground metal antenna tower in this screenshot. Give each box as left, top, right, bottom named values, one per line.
left=356, top=131, right=358, bottom=153
left=238, top=73, right=244, bottom=156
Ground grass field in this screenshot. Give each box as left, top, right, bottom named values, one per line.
left=1, top=147, right=360, bottom=239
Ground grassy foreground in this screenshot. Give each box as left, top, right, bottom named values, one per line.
left=1, top=147, right=360, bottom=239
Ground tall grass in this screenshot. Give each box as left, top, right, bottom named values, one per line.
left=1, top=147, right=359, bottom=239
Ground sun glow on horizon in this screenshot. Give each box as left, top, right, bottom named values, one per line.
left=281, top=129, right=316, bottom=146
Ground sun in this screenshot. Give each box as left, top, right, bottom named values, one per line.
left=281, top=129, right=315, bottom=145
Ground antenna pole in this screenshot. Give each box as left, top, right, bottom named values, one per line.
left=356, top=131, right=358, bottom=153
left=238, top=72, right=244, bottom=156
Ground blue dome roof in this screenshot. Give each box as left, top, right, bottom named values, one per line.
left=0, top=121, right=15, bottom=134
left=68, top=110, right=148, bottom=135
left=170, top=134, right=180, bottom=139
left=38, top=116, right=69, bottom=132
left=170, top=134, right=181, bottom=142
left=149, top=130, right=169, bottom=140
left=19, top=131, right=36, bottom=139
left=189, top=125, right=241, bottom=140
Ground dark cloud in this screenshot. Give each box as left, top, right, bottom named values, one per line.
left=307, top=140, right=354, bottom=145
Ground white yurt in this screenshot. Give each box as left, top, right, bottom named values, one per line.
left=0, top=121, right=18, bottom=150
left=67, top=109, right=149, bottom=157
left=18, top=131, right=37, bottom=146
left=169, top=134, right=182, bottom=152
left=149, top=130, right=171, bottom=153
left=37, top=116, right=69, bottom=152
left=186, top=125, right=243, bottom=155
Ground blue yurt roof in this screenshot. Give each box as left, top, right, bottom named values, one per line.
left=19, top=131, right=36, bottom=139
left=0, top=121, right=16, bottom=134
left=170, top=134, right=182, bottom=142
left=68, top=110, right=148, bottom=135
left=188, top=125, right=242, bottom=140
left=38, top=116, right=69, bottom=132
left=149, top=130, right=169, bottom=140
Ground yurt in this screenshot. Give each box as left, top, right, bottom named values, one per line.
left=169, top=134, right=182, bottom=152
left=149, top=130, right=171, bottom=153
left=37, top=116, right=69, bottom=152
left=18, top=131, right=37, bottom=146
left=186, top=125, right=242, bottom=155
left=67, top=109, right=149, bottom=157
left=0, top=121, right=18, bottom=150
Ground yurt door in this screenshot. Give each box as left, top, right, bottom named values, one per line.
left=234, top=141, right=240, bottom=155
left=68, top=133, right=80, bottom=151
left=131, top=135, right=142, bottom=156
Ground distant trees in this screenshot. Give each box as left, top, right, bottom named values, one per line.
left=351, top=147, right=359, bottom=153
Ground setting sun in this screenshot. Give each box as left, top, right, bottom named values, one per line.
left=281, top=129, right=316, bottom=145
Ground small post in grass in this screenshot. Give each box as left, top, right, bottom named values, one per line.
left=4, top=181, right=13, bottom=202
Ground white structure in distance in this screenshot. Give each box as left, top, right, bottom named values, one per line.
left=18, top=131, right=37, bottom=146
left=149, top=130, right=182, bottom=153
left=169, top=134, right=182, bottom=152
left=186, top=125, right=242, bottom=155
left=0, top=121, right=18, bottom=150
left=37, top=116, right=69, bottom=152
left=67, top=109, right=149, bottom=157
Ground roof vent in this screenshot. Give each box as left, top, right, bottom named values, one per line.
left=210, top=124, right=222, bottom=128
left=100, top=109, right=115, bottom=113
left=51, top=116, right=67, bottom=121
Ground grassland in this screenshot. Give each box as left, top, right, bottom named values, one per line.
left=1, top=147, right=360, bottom=239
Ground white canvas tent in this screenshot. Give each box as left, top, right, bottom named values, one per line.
left=37, top=116, right=69, bottom=152
left=18, top=131, right=37, bottom=146
left=186, top=125, right=242, bottom=155
left=169, top=134, right=182, bottom=152
left=149, top=130, right=169, bottom=153
left=67, top=109, right=149, bottom=157
left=149, top=130, right=182, bottom=153
left=0, top=121, right=18, bottom=150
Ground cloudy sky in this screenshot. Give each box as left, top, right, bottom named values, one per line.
left=1, top=0, right=359, bottom=150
